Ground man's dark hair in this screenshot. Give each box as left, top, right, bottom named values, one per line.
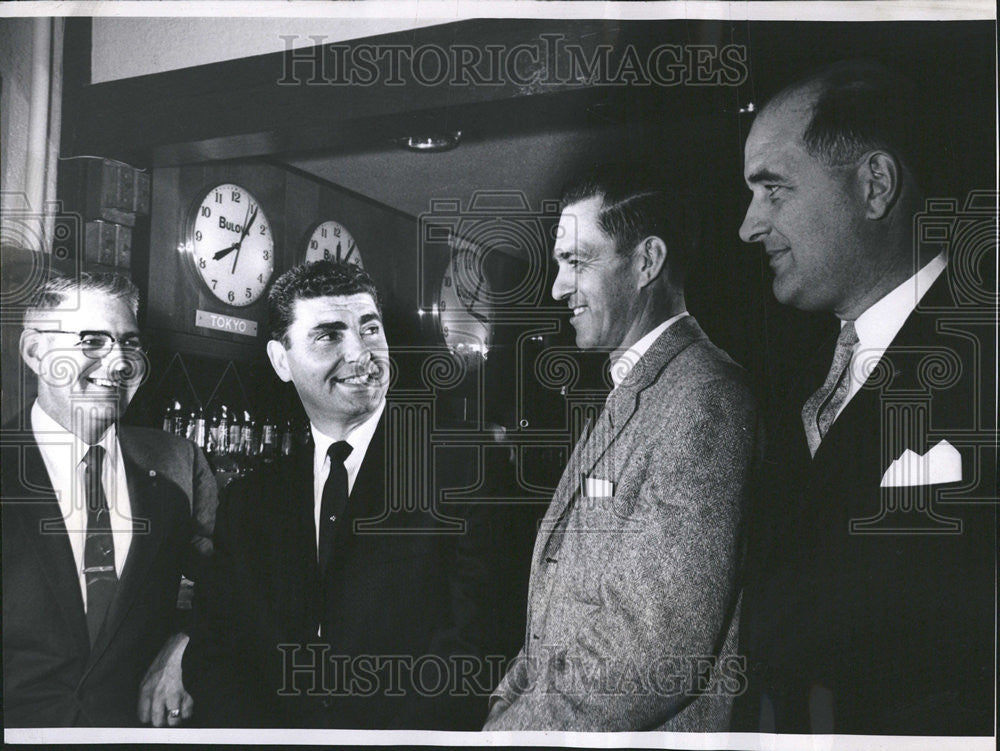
left=267, top=260, right=382, bottom=342
left=775, top=59, right=933, bottom=192
left=24, top=271, right=140, bottom=325
left=560, top=163, right=694, bottom=283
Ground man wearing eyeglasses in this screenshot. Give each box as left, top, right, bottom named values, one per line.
left=2, top=271, right=217, bottom=727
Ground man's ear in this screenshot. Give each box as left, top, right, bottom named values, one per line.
left=19, top=329, right=43, bottom=376
left=859, top=150, right=902, bottom=220
left=633, top=236, right=668, bottom=289
left=265, top=339, right=293, bottom=383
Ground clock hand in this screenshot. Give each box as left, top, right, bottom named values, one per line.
left=231, top=205, right=258, bottom=274
left=456, top=277, right=491, bottom=327
left=213, top=243, right=238, bottom=260
left=239, top=199, right=252, bottom=239
left=240, top=205, right=258, bottom=243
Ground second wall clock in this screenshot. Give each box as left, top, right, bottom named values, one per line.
left=304, top=219, right=363, bottom=267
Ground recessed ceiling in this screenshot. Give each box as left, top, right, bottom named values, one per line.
left=283, top=125, right=624, bottom=219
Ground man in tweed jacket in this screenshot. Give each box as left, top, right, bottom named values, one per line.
left=484, top=167, right=757, bottom=731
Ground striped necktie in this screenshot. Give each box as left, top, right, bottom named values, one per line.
left=82, top=445, right=118, bottom=644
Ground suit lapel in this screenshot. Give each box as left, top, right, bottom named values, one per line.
left=581, top=316, right=705, bottom=479
left=538, top=317, right=705, bottom=556
left=8, top=435, right=91, bottom=657
left=85, top=437, right=170, bottom=666
left=333, top=418, right=386, bottom=552
left=813, top=269, right=956, bottom=465
left=285, top=453, right=323, bottom=626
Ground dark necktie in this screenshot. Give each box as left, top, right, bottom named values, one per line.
left=82, top=445, right=118, bottom=645
left=318, top=441, right=353, bottom=575
left=801, top=321, right=859, bottom=457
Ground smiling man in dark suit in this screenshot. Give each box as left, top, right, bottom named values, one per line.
left=734, top=60, right=996, bottom=735
left=183, top=260, right=494, bottom=729
left=2, top=272, right=216, bottom=727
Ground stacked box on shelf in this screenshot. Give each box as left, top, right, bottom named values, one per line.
left=58, top=156, right=149, bottom=270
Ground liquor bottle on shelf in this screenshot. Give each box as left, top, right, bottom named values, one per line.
left=260, top=411, right=278, bottom=465
left=205, top=408, right=218, bottom=457
left=187, top=405, right=207, bottom=450
left=239, top=410, right=256, bottom=458
left=227, top=410, right=242, bottom=456
left=215, top=405, right=231, bottom=455
left=279, top=419, right=294, bottom=460
left=162, top=400, right=185, bottom=436
left=295, top=418, right=312, bottom=454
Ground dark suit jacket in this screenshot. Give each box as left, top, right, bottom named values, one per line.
left=1, top=415, right=214, bottom=727
left=735, top=269, right=997, bottom=735
left=183, top=410, right=498, bottom=729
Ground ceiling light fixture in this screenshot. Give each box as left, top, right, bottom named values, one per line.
left=401, top=131, right=462, bottom=152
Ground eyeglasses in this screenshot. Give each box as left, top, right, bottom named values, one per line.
left=29, top=329, right=145, bottom=359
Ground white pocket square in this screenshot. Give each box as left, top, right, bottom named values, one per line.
left=880, top=439, right=961, bottom=488
left=584, top=476, right=615, bottom=497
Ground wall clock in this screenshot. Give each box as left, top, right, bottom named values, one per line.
left=304, top=220, right=363, bottom=267
left=183, top=182, right=274, bottom=307
left=437, top=246, right=494, bottom=364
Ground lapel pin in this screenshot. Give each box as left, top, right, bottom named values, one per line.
left=148, top=470, right=157, bottom=478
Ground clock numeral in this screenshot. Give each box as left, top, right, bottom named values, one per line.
left=442, top=325, right=450, bottom=336
left=439, top=299, right=447, bottom=311
left=211, top=279, right=218, bottom=290
left=257, top=274, right=264, bottom=283
left=231, top=190, right=241, bottom=203
left=310, top=240, right=318, bottom=249
left=260, top=225, right=266, bottom=235
left=262, top=250, right=270, bottom=260
left=443, top=275, right=452, bottom=288
left=214, top=192, right=222, bottom=203
left=195, top=230, right=203, bottom=242
left=334, top=227, right=341, bottom=237
left=246, top=288, right=252, bottom=299
left=199, top=258, right=206, bottom=269
left=323, top=249, right=331, bottom=260
left=320, top=227, right=328, bottom=238
left=201, top=206, right=211, bottom=218
left=228, top=290, right=236, bottom=302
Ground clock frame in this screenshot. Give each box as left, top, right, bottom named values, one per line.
left=181, top=182, right=275, bottom=308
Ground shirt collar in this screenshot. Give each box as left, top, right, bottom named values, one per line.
left=311, top=399, right=385, bottom=473
left=31, top=399, right=120, bottom=467
left=609, top=311, right=689, bottom=389
left=848, top=252, right=947, bottom=352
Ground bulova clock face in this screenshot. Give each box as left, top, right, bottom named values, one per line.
left=305, top=220, right=362, bottom=267
left=185, top=183, right=274, bottom=307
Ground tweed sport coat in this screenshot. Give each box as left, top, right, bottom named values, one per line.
left=485, top=316, right=758, bottom=731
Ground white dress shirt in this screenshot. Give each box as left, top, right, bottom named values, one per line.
left=31, top=400, right=133, bottom=610
left=310, top=400, right=386, bottom=552
left=837, top=252, right=947, bottom=420
left=609, top=311, right=690, bottom=390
